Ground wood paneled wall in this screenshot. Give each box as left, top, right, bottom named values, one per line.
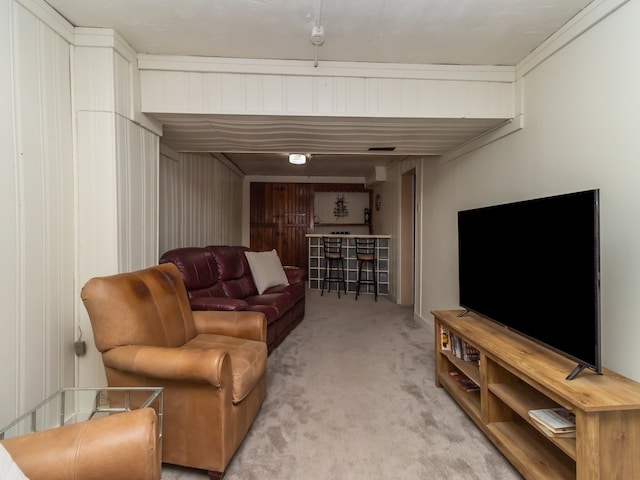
left=250, top=182, right=371, bottom=271
left=74, top=29, right=162, bottom=388
left=250, top=183, right=313, bottom=269
left=159, top=150, right=243, bottom=254
left=0, top=0, right=75, bottom=425
left=139, top=56, right=515, bottom=120
left=115, top=116, right=159, bottom=272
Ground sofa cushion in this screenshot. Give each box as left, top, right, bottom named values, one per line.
left=266, top=282, right=305, bottom=303
left=208, top=246, right=259, bottom=299
left=189, top=297, right=249, bottom=311
left=244, top=250, right=289, bottom=295
left=188, top=283, right=227, bottom=299
left=184, top=333, right=267, bottom=404
left=245, top=304, right=279, bottom=325
left=222, top=276, right=258, bottom=300
left=244, top=293, right=294, bottom=318
left=160, top=247, right=219, bottom=292
left=208, top=246, right=251, bottom=281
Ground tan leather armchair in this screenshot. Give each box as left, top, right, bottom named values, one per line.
left=0, top=408, right=159, bottom=480
left=81, top=263, right=267, bottom=479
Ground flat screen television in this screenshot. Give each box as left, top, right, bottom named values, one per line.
left=457, top=189, right=601, bottom=380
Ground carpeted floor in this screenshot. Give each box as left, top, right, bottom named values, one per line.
left=162, top=288, right=522, bottom=480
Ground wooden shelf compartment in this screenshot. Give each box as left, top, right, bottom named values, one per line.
left=437, top=370, right=481, bottom=423
left=314, top=223, right=370, bottom=226
left=488, top=418, right=575, bottom=480
left=440, top=349, right=481, bottom=385
left=432, top=309, right=640, bottom=480
left=488, top=383, right=577, bottom=460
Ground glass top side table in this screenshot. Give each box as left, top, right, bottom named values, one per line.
left=0, top=387, right=163, bottom=442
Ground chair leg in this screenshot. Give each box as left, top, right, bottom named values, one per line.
left=355, top=259, right=363, bottom=300
left=322, top=257, right=347, bottom=298
left=321, top=258, right=328, bottom=296
left=208, top=471, right=224, bottom=480
left=373, top=260, right=378, bottom=301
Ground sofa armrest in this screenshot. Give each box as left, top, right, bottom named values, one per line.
left=1, top=408, right=159, bottom=480
left=193, top=310, right=267, bottom=343
left=102, top=345, right=230, bottom=387
left=190, top=296, right=249, bottom=311
left=284, top=265, right=307, bottom=284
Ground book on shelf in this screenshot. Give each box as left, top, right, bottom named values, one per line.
left=530, top=417, right=577, bottom=438
left=528, top=408, right=576, bottom=434
left=461, top=342, right=480, bottom=362
left=448, top=333, right=480, bottom=362
left=450, top=333, right=462, bottom=358
left=446, top=371, right=480, bottom=392
left=440, top=326, right=450, bottom=351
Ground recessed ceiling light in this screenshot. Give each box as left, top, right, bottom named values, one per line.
left=289, top=153, right=307, bottom=165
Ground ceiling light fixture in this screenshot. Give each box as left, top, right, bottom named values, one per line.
left=311, top=0, right=325, bottom=67
left=310, top=25, right=325, bottom=46
left=289, top=153, right=307, bottom=165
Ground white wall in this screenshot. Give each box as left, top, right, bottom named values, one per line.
left=374, top=157, right=422, bottom=306
left=74, top=29, right=162, bottom=387
left=0, top=0, right=163, bottom=424
left=0, top=0, right=76, bottom=426
left=159, top=148, right=243, bottom=253
left=419, top=0, right=640, bottom=381
left=314, top=191, right=369, bottom=226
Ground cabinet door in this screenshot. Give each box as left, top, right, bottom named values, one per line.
left=249, top=183, right=312, bottom=271
left=250, top=226, right=278, bottom=253
left=250, top=182, right=278, bottom=225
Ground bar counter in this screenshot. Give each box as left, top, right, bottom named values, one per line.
left=306, top=234, right=391, bottom=296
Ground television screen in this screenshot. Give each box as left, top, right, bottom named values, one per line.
left=457, top=189, right=601, bottom=378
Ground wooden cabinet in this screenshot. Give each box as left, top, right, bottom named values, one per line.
left=433, top=309, right=640, bottom=480
left=250, top=183, right=313, bottom=270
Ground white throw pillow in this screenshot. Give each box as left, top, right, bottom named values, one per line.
left=0, top=444, right=29, bottom=480
left=245, top=249, right=290, bottom=295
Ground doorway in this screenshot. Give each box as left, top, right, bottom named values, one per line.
left=399, top=169, right=416, bottom=305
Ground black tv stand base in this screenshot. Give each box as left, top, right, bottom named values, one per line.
left=566, top=363, right=587, bottom=380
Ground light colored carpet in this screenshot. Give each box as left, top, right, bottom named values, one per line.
left=162, top=289, right=522, bottom=480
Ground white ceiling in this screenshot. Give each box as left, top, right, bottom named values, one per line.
left=46, top=0, right=594, bottom=178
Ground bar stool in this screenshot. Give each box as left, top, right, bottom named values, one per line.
left=355, top=237, right=378, bottom=301
left=321, top=236, right=347, bottom=298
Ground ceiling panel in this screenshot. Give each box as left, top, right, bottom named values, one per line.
left=153, top=113, right=509, bottom=177
left=46, top=0, right=593, bottom=66
left=44, top=0, right=593, bottom=177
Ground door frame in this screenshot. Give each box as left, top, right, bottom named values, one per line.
left=399, top=169, right=416, bottom=305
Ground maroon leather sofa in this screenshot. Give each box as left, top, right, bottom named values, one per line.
left=159, top=245, right=306, bottom=353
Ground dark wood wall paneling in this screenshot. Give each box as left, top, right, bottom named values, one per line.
left=249, top=182, right=371, bottom=271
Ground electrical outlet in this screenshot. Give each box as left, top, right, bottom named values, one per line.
left=74, top=340, right=86, bottom=356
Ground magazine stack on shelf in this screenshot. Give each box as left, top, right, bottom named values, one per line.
left=446, top=371, right=480, bottom=392
left=528, top=407, right=576, bottom=437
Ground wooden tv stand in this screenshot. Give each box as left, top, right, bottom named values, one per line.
left=432, top=309, right=640, bottom=480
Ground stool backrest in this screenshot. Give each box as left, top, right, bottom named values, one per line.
left=355, top=238, right=376, bottom=257
left=322, top=237, right=343, bottom=257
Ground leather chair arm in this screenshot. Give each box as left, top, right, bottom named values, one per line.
left=1, top=408, right=159, bottom=480
left=102, top=345, right=230, bottom=387
left=192, top=310, right=267, bottom=343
